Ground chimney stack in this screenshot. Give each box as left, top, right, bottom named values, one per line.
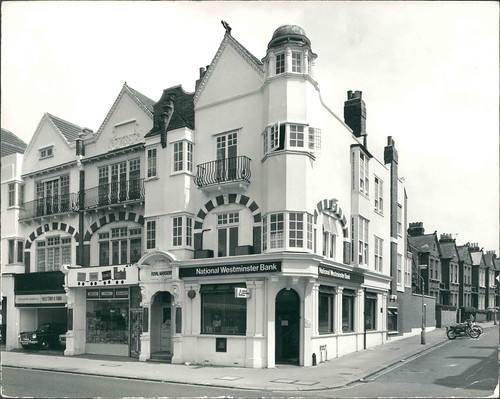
left=408, top=222, right=425, bottom=237
left=344, top=90, right=367, bottom=146
left=439, top=233, right=455, bottom=243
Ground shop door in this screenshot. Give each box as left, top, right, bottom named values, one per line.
left=160, top=304, right=172, bottom=353
left=130, top=309, right=142, bottom=358
left=275, top=288, right=300, bottom=364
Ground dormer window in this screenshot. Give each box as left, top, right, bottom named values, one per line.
left=276, top=53, right=285, bottom=74
left=292, top=52, right=302, bottom=73
left=39, top=146, right=53, bottom=159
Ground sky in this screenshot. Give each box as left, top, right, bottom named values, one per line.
left=1, top=1, right=498, bottom=252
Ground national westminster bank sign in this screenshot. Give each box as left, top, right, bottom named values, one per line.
left=179, top=261, right=281, bottom=278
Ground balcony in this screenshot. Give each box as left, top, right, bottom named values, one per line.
left=194, top=156, right=251, bottom=191
left=19, top=193, right=79, bottom=221
left=84, top=179, right=145, bottom=210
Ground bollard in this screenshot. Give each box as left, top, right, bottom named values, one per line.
left=312, top=353, right=317, bottom=366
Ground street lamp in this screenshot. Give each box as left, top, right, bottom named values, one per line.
left=418, top=264, right=428, bottom=345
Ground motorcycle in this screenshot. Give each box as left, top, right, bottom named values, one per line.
left=446, top=319, right=481, bottom=339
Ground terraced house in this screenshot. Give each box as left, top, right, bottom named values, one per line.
left=4, top=24, right=456, bottom=367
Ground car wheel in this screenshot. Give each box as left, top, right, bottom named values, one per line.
left=40, top=340, right=50, bottom=350
left=21, top=344, right=29, bottom=349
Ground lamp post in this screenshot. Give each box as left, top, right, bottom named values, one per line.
left=418, top=264, right=428, bottom=345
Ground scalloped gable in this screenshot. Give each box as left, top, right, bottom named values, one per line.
left=145, top=85, right=195, bottom=139
left=194, top=33, right=265, bottom=107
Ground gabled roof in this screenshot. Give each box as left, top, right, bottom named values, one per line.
left=439, top=241, right=458, bottom=260
left=91, top=83, right=155, bottom=143
left=145, top=85, right=194, bottom=139
left=408, top=234, right=440, bottom=255
left=46, top=113, right=85, bottom=143
left=470, top=251, right=485, bottom=267
left=1, top=128, right=27, bottom=157
left=194, top=32, right=264, bottom=104
left=483, top=252, right=496, bottom=268
left=457, top=245, right=473, bottom=264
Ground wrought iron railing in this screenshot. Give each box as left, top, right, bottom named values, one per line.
left=19, top=193, right=79, bottom=220
left=83, top=179, right=145, bottom=209
left=194, top=156, right=251, bottom=188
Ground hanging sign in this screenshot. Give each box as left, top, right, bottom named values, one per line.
left=235, top=287, right=251, bottom=298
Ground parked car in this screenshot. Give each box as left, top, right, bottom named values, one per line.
left=59, top=333, right=66, bottom=348
left=18, top=323, right=67, bottom=350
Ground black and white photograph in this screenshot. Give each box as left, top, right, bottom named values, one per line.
left=1, top=1, right=498, bottom=398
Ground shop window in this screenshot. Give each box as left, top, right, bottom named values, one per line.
left=342, top=289, right=356, bottom=332
left=319, top=286, right=335, bottom=334
left=201, top=284, right=246, bottom=335
left=86, top=298, right=129, bottom=344
left=387, top=308, right=398, bottom=332
left=364, top=293, right=377, bottom=330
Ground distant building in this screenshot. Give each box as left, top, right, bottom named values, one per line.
left=1, top=128, right=27, bottom=347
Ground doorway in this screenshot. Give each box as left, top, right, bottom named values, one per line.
left=275, top=288, right=300, bottom=364
left=151, top=291, right=173, bottom=359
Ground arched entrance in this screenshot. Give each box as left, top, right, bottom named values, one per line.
left=151, top=291, right=173, bottom=361
left=275, top=288, right=300, bottom=364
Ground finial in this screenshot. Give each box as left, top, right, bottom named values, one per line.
left=221, top=20, right=232, bottom=35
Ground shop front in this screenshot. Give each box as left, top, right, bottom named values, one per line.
left=13, top=271, right=67, bottom=348
left=63, top=264, right=140, bottom=357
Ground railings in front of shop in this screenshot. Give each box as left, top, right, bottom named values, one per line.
left=83, top=179, right=145, bottom=209
left=194, top=156, right=251, bottom=188
left=19, top=193, right=79, bottom=220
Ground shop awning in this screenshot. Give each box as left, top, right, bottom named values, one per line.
left=319, top=285, right=336, bottom=294
left=342, top=289, right=357, bottom=297
left=365, top=292, right=378, bottom=300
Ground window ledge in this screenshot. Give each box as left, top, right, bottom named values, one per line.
left=387, top=331, right=399, bottom=335
left=145, top=176, right=159, bottom=182
left=170, top=171, right=194, bottom=177
left=374, top=210, right=384, bottom=217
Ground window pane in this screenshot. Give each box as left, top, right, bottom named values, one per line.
left=319, top=293, right=333, bottom=333
left=342, top=294, right=354, bottom=332
left=201, top=285, right=246, bottom=335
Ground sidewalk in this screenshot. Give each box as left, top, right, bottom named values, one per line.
left=1, top=324, right=495, bottom=392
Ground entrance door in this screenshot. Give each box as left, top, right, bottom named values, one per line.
left=130, top=309, right=142, bottom=358
left=275, top=288, right=300, bottom=364
left=160, top=304, right=172, bottom=353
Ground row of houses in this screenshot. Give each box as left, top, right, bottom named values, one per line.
left=1, top=24, right=498, bottom=368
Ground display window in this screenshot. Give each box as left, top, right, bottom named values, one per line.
left=86, top=298, right=129, bottom=344
left=318, top=285, right=336, bottom=334
left=201, top=283, right=246, bottom=335
left=342, top=289, right=356, bottom=332
left=364, top=292, right=377, bottom=330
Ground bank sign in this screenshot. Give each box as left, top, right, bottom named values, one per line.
left=179, top=261, right=281, bottom=278
left=318, top=265, right=364, bottom=284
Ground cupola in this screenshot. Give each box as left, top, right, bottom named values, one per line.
left=263, top=24, right=317, bottom=78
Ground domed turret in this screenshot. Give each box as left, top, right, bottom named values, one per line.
left=267, top=25, right=311, bottom=49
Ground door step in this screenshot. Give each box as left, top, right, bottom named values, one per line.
left=148, top=352, right=172, bottom=363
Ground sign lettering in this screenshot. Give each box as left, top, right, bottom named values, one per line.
left=318, top=265, right=364, bottom=284
left=180, top=261, right=281, bottom=278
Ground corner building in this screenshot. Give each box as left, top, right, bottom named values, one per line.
left=64, top=25, right=411, bottom=367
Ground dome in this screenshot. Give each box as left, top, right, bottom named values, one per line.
left=267, top=24, right=311, bottom=49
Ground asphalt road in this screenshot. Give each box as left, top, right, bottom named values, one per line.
left=2, top=328, right=498, bottom=398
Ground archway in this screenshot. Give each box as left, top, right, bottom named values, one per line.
left=275, top=288, right=300, bottom=364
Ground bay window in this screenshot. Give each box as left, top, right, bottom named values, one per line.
left=172, top=215, right=193, bottom=248
left=358, top=216, right=369, bottom=266
left=291, top=51, right=302, bottom=72
left=263, top=123, right=321, bottom=156
left=275, top=53, right=285, bottom=74
left=147, top=148, right=157, bottom=178
left=146, top=220, right=156, bottom=250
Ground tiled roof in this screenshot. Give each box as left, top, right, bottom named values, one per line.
left=126, top=85, right=155, bottom=114
left=457, top=246, right=472, bottom=263
left=1, top=128, right=27, bottom=157
left=145, top=85, right=194, bottom=138
left=46, top=113, right=84, bottom=142
left=494, top=258, right=500, bottom=271
left=439, top=241, right=458, bottom=259
left=408, top=234, right=439, bottom=254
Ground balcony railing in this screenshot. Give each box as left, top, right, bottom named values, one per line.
left=194, top=156, right=251, bottom=188
left=84, top=179, right=145, bottom=209
left=19, top=193, right=79, bottom=220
